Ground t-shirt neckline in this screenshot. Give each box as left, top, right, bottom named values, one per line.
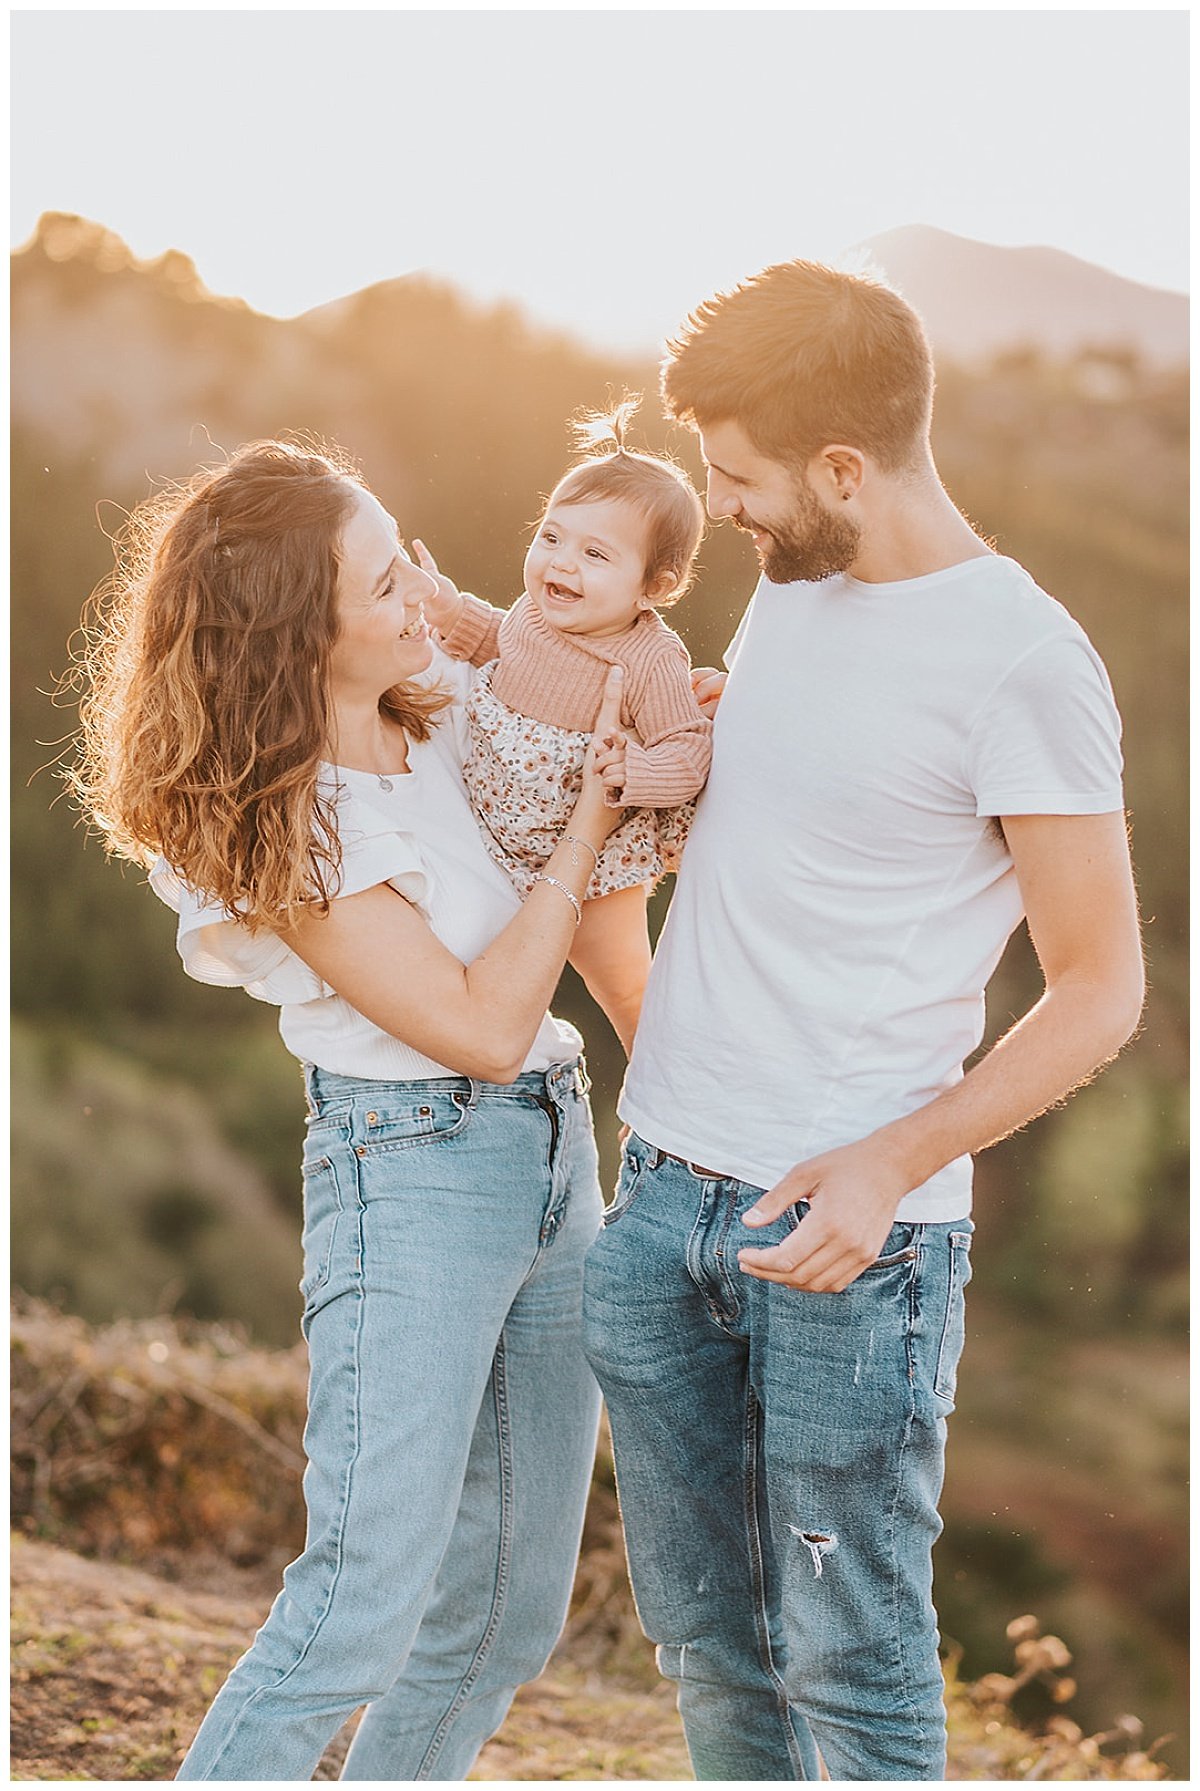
left=838, top=551, right=1007, bottom=598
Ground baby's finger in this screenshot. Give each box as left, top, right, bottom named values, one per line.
left=412, top=538, right=439, bottom=574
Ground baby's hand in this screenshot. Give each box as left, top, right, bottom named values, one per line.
left=412, top=539, right=465, bottom=634
left=690, top=665, right=727, bottom=720
left=593, top=727, right=628, bottom=800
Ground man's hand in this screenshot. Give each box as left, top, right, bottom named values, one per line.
left=412, top=539, right=466, bottom=634
left=690, top=666, right=727, bottom=720
left=737, top=1135, right=911, bottom=1292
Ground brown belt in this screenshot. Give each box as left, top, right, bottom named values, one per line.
left=657, top=1147, right=727, bottom=1181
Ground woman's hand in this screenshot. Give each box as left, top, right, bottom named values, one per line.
left=690, top=666, right=727, bottom=719
left=412, top=539, right=466, bottom=634
left=592, top=728, right=628, bottom=801
left=281, top=665, right=633, bottom=1084
left=571, top=667, right=628, bottom=846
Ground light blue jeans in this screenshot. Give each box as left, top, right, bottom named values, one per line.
left=583, top=1133, right=973, bottom=1781
left=178, top=1061, right=603, bottom=1781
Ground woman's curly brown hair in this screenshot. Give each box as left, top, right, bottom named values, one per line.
left=68, top=438, right=450, bottom=929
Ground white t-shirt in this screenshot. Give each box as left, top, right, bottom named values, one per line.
left=620, top=554, right=1125, bottom=1221
left=151, top=651, right=582, bottom=1081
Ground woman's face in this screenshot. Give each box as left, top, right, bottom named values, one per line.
left=330, top=489, right=437, bottom=700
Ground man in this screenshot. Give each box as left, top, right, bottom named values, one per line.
left=582, top=260, right=1143, bottom=1781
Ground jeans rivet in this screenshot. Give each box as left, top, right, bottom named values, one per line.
left=365, top=1111, right=378, bottom=1126
left=419, top=1106, right=432, bottom=1116
left=356, top=1145, right=367, bottom=1159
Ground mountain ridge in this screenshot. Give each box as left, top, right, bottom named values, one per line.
left=849, top=223, right=1187, bottom=365
left=12, top=212, right=1190, bottom=380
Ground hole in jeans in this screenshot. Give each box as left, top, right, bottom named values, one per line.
left=790, top=1528, right=839, bottom=1578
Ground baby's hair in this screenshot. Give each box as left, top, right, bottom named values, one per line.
left=549, top=394, right=704, bottom=607
left=568, top=392, right=642, bottom=459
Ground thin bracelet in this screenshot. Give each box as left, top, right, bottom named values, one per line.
left=531, top=872, right=582, bottom=926
left=563, top=834, right=600, bottom=869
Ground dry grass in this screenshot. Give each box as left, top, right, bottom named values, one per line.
left=10, top=1299, right=1172, bottom=1780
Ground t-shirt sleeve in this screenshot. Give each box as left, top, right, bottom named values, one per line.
left=965, top=631, right=1125, bottom=816
left=147, top=791, right=431, bottom=1008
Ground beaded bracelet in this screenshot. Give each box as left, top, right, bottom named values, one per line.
left=532, top=872, right=582, bottom=925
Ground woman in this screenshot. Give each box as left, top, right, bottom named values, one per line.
left=72, top=438, right=625, bottom=1780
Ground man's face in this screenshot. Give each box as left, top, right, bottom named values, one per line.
left=698, top=418, right=861, bottom=584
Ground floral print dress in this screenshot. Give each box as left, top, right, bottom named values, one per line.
left=464, top=662, right=694, bottom=900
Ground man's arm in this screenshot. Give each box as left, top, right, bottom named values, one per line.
left=738, top=810, right=1145, bottom=1293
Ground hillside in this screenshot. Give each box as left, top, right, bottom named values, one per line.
left=10, top=212, right=1189, bottom=1771
left=10, top=1302, right=1171, bottom=1781
left=853, top=224, right=1188, bottom=365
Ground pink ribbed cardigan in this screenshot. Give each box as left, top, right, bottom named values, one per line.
left=439, top=592, right=712, bottom=809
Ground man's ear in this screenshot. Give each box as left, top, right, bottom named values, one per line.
left=811, top=445, right=865, bottom=503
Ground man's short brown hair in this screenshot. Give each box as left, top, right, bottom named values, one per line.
left=661, top=260, right=935, bottom=473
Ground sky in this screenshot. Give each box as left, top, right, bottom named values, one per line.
left=10, top=9, right=1190, bottom=354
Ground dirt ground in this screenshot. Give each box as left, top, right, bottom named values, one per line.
left=10, top=1534, right=692, bottom=1781
left=11, top=1532, right=1170, bottom=1783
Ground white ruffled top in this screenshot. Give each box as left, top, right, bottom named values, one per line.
left=149, top=652, right=582, bottom=1082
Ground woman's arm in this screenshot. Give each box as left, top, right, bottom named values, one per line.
left=279, top=669, right=626, bottom=1084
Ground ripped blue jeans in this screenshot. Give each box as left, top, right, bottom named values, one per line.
left=178, top=1061, right=602, bottom=1781
left=583, top=1132, right=972, bottom=1781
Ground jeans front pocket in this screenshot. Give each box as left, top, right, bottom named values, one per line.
left=864, top=1227, right=921, bottom=1273
left=603, top=1135, right=652, bottom=1227
left=299, top=1148, right=345, bottom=1307
left=354, top=1089, right=474, bottom=1156
left=933, top=1228, right=974, bottom=1404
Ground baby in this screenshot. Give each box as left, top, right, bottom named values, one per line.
left=416, top=402, right=711, bottom=1054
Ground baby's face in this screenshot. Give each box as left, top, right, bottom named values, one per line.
left=524, top=497, right=651, bottom=640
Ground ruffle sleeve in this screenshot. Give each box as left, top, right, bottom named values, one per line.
left=148, top=784, right=432, bottom=1009
left=148, top=860, right=329, bottom=1005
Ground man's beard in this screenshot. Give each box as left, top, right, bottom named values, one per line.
left=739, top=481, right=861, bottom=584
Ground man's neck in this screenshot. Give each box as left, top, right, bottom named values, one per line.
left=847, top=474, right=992, bottom=585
